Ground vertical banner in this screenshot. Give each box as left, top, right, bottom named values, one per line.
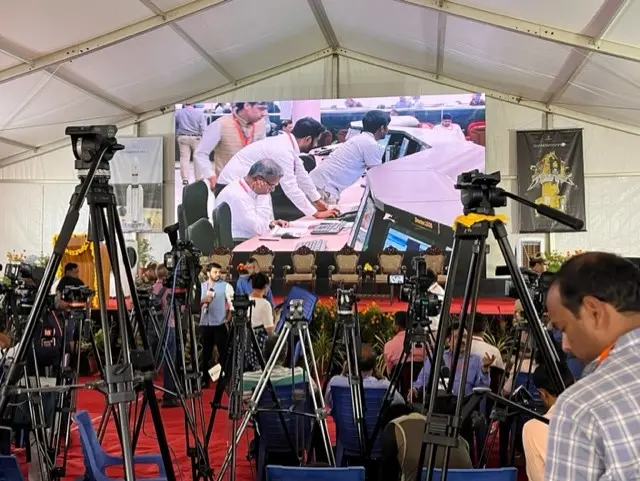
left=516, top=129, right=586, bottom=233
left=111, top=137, right=164, bottom=233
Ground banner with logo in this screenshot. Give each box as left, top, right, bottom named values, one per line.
left=110, top=137, right=164, bottom=233
left=516, top=129, right=586, bottom=233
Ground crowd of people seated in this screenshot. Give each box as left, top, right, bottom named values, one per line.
left=230, top=252, right=640, bottom=481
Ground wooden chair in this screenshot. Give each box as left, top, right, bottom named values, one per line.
left=250, top=245, right=275, bottom=280
left=328, top=244, right=362, bottom=292
left=282, top=245, right=317, bottom=291
left=373, top=246, right=406, bottom=303
left=422, top=247, right=447, bottom=287
left=206, top=245, right=233, bottom=281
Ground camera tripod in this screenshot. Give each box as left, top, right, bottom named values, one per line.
left=321, top=288, right=368, bottom=457
left=205, top=295, right=297, bottom=481
left=415, top=170, right=583, bottom=481
left=0, top=126, right=176, bottom=481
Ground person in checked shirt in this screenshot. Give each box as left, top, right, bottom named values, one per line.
left=545, top=252, right=640, bottom=481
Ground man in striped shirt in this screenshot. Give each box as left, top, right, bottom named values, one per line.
left=545, top=252, right=640, bottom=480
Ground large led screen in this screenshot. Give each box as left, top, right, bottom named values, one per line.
left=174, top=94, right=486, bottom=255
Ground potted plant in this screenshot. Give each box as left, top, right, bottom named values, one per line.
left=544, top=250, right=583, bottom=273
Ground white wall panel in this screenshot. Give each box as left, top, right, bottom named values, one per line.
left=551, top=115, right=640, bottom=256
left=0, top=184, right=43, bottom=265
left=484, top=99, right=545, bottom=275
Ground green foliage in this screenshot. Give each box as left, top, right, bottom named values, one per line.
left=310, top=299, right=396, bottom=375
left=137, top=236, right=153, bottom=267
left=544, top=250, right=584, bottom=273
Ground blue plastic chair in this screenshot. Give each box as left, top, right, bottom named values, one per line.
left=73, top=410, right=167, bottom=481
left=266, top=465, right=365, bottom=481
left=255, top=383, right=314, bottom=481
left=330, top=385, right=386, bottom=464
left=421, top=467, right=517, bottom=481
left=0, top=455, right=24, bottom=481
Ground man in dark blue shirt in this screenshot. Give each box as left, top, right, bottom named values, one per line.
left=235, top=257, right=274, bottom=306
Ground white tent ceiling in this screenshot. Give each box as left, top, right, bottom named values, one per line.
left=1, top=0, right=640, bottom=165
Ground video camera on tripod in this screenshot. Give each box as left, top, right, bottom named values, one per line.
left=336, top=287, right=356, bottom=316
left=2, top=263, right=47, bottom=316
left=162, top=224, right=201, bottom=290
left=498, top=266, right=555, bottom=314
left=389, top=257, right=442, bottom=327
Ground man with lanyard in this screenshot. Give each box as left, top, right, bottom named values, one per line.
left=545, top=252, right=640, bottom=481
left=216, top=117, right=338, bottom=221
left=216, top=159, right=289, bottom=239
left=193, top=102, right=268, bottom=191
left=310, top=109, right=390, bottom=204
left=199, top=263, right=234, bottom=388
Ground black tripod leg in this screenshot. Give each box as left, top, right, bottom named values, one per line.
left=0, top=158, right=105, bottom=417
left=320, top=320, right=341, bottom=394
left=205, top=325, right=234, bottom=449
left=492, top=222, right=564, bottom=392
left=108, top=204, right=177, bottom=481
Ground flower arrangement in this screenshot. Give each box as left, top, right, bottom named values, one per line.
left=545, top=249, right=584, bottom=273
left=6, top=250, right=27, bottom=263
left=363, top=263, right=374, bottom=272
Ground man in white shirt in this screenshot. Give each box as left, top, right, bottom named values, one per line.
left=470, top=313, right=505, bottom=370
left=310, top=110, right=390, bottom=203
left=217, top=117, right=338, bottom=220
left=432, top=114, right=466, bottom=142
left=216, top=159, right=289, bottom=239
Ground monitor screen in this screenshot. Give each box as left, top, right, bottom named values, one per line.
left=398, top=138, right=410, bottom=158
left=383, top=225, right=431, bottom=252
left=348, top=184, right=371, bottom=247
left=354, top=197, right=377, bottom=251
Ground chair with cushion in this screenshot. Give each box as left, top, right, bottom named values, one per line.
left=420, top=467, right=517, bottom=481
left=255, top=383, right=314, bottom=481
left=181, top=180, right=208, bottom=226
left=373, top=246, right=406, bottom=303
left=206, top=245, right=234, bottom=281
left=266, top=466, right=365, bottom=481
left=74, top=410, right=167, bottom=481
left=328, top=244, right=361, bottom=292
left=211, top=201, right=234, bottom=248
left=251, top=245, right=276, bottom=281
left=0, top=455, right=24, bottom=481
left=330, top=385, right=386, bottom=464
left=283, top=245, right=317, bottom=291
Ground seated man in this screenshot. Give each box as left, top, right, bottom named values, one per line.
left=470, top=313, right=505, bottom=370
left=235, top=257, right=275, bottom=307
left=325, top=344, right=404, bottom=408
left=380, top=403, right=473, bottom=481
left=409, top=323, right=493, bottom=401
left=215, top=159, right=289, bottom=239
left=384, top=311, right=425, bottom=375
left=522, top=363, right=575, bottom=481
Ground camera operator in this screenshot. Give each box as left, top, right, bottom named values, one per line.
left=54, top=263, right=87, bottom=352
left=545, top=252, right=640, bottom=481
left=529, top=256, right=547, bottom=275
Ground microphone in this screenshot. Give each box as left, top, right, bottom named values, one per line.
left=439, top=366, right=450, bottom=390
left=203, top=287, right=214, bottom=315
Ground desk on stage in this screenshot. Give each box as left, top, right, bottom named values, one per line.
left=233, top=181, right=365, bottom=253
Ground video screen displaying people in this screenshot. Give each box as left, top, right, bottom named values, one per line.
left=174, top=94, right=486, bottom=254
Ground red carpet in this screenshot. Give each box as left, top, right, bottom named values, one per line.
left=108, top=297, right=515, bottom=316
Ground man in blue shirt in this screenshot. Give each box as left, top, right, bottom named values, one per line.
left=409, top=324, right=493, bottom=401
left=235, top=257, right=275, bottom=307
left=200, top=263, right=235, bottom=387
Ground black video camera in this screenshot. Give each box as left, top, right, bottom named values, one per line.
left=391, top=258, right=442, bottom=326
left=456, top=170, right=507, bottom=215
left=62, top=285, right=94, bottom=305
left=336, top=288, right=357, bottom=317
left=231, top=294, right=255, bottom=320
left=137, top=287, right=163, bottom=313
left=65, top=125, right=123, bottom=169
left=163, top=223, right=201, bottom=290
left=500, top=266, right=554, bottom=314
